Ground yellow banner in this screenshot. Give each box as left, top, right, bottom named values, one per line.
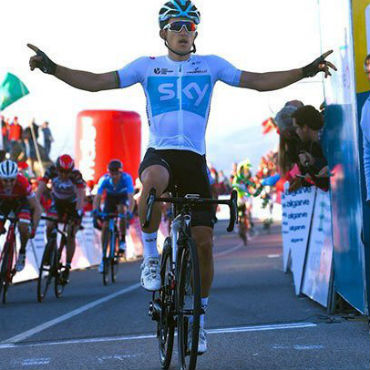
left=352, top=0, right=370, bottom=93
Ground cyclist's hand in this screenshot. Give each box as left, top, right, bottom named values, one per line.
left=28, top=44, right=57, bottom=75
left=302, top=50, right=337, bottom=78
left=0, top=225, right=6, bottom=235
left=298, top=152, right=314, bottom=167
left=92, top=208, right=100, bottom=218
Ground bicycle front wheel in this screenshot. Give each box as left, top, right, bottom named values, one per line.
left=177, top=237, right=201, bottom=370
left=1, top=243, right=14, bottom=304
left=54, top=241, right=65, bottom=298
left=37, top=240, right=55, bottom=302
left=158, top=237, right=175, bottom=370
left=111, top=229, right=118, bottom=283
left=102, top=229, right=111, bottom=286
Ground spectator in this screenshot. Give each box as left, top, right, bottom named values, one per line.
left=41, top=121, right=53, bottom=157
left=290, top=105, right=330, bottom=191
left=23, top=119, right=39, bottom=173
left=218, top=170, right=231, bottom=194
left=8, top=116, right=24, bottom=161
left=360, top=54, right=370, bottom=204
left=1, top=115, right=9, bottom=152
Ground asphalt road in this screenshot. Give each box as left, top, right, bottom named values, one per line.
left=0, top=221, right=369, bottom=370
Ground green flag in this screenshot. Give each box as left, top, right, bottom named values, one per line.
left=0, top=73, right=29, bottom=111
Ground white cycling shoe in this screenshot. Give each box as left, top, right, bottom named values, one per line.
left=188, top=327, right=207, bottom=355
left=140, top=257, right=161, bottom=291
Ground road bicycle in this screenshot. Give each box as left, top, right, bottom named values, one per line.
left=37, top=215, right=78, bottom=302
left=145, top=188, right=237, bottom=370
left=0, top=214, right=20, bottom=304
left=99, top=212, right=121, bottom=285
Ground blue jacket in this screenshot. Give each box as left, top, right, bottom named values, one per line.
left=360, top=95, right=370, bottom=200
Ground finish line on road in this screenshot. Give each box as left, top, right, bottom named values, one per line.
left=1, top=283, right=141, bottom=345
left=0, top=322, right=317, bottom=350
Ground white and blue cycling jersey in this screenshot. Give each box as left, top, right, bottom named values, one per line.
left=117, top=55, right=242, bottom=155
left=97, top=172, right=134, bottom=197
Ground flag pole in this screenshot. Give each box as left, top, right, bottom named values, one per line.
left=30, top=123, right=44, bottom=176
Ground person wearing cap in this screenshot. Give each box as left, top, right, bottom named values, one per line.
left=93, top=160, right=134, bottom=272
left=27, top=0, right=336, bottom=354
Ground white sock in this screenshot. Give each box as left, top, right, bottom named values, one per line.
left=200, top=297, right=208, bottom=328
left=142, top=231, right=159, bottom=261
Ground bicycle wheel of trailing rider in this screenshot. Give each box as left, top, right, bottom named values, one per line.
left=176, top=236, right=201, bottom=370
left=1, top=242, right=13, bottom=304
left=37, top=238, right=56, bottom=302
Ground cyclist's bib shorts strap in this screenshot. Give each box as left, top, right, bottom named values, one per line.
left=139, top=148, right=215, bottom=228
left=103, top=194, right=128, bottom=214
left=0, top=198, right=31, bottom=223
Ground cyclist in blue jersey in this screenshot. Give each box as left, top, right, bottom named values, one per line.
left=28, top=0, right=336, bottom=354
left=93, top=160, right=134, bottom=272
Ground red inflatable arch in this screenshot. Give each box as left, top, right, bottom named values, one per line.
left=75, top=110, right=141, bottom=184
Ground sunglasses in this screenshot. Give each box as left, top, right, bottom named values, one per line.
left=164, top=20, right=197, bottom=33
left=109, top=170, right=120, bottom=176
left=58, top=169, right=71, bottom=174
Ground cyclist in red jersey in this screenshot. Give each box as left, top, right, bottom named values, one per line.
left=0, top=160, right=42, bottom=271
left=36, top=154, right=85, bottom=283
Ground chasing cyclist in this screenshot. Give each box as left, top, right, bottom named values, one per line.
left=0, top=159, right=42, bottom=271
left=36, top=154, right=85, bottom=283
left=92, top=159, right=134, bottom=272
left=28, top=0, right=336, bottom=354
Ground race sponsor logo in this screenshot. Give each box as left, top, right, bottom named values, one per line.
left=147, top=75, right=212, bottom=117
left=154, top=68, right=174, bottom=75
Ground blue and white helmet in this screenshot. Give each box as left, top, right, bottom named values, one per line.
left=0, top=160, right=18, bottom=179
left=159, top=0, right=201, bottom=29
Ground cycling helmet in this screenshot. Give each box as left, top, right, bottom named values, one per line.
left=56, top=154, right=74, bottom=171
left=0, top=160, right=18, bottom=179
left=237, top=160, right=252, bottom=177
left=159, top=0, right=201, bottom=29
left=108, top=159, right=122, bottom=172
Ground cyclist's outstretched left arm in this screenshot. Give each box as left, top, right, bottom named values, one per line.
left=127, top=193, right=135, bottom=214
left=29, top=196, right=42, bottom=229
left=76, top=187, right=85, bottom=212
left=239, top=50, right=336, bottom=91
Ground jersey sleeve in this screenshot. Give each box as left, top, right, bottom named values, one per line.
left=40, top=165, right=55, bottom=184
left=18, top=174, right=34, bottom=198
left=206, top=55, right=242, bottom=87
left=125, top=174, right=134, bottom=194
left=72, top=170, right=85, bottom=189
left=116, top=57, right=149, bottom=88
left=96, top=176, right=107, bottom=195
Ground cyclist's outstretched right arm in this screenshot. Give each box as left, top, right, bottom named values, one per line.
left=28, top=44, right=119, bottom=92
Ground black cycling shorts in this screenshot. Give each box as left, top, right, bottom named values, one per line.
left=103, top=193, right=128, bottom=214
left=48, top=198, right=78, bottom=220
left=139, top=148, right=215, bottom=228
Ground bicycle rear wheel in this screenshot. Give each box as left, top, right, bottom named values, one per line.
left=177, top=237, right=201, bottom=370
left=1, top=243, right=14, bottom=304
left=37, top=240, right=55, bottom=302
left=158, top=237, right=175, bottom=370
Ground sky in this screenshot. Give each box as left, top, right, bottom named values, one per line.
left=0, top=0, right=325, bottom=175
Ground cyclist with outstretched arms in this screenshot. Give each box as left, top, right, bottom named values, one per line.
left=0, top=160, right=42, bottom=271
left=92, top=159, right=135, bottom=272
left=36, top=154, right=85, bottom=283
left=28, top=0, right=336, bottom=354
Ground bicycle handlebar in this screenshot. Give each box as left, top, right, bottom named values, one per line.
left=143, top=189, right=238, bottom=232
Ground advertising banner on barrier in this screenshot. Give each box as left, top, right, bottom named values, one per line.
left=282, top=186, right=316, bottom=295
left=281, top=182, right=291, bottom=272
left=302, top=189, right=334, bottom=307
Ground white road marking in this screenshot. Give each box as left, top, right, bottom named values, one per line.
left=97, top=354, right=139, bottom=362
left=1, top=283, right=141, bottom=345
left=21, top=358, right=51, bottom=366
left=273, top=344, right=324, bottom=350
left=0, top=322, right=316, bottom=350
left=214, top=243, right=244, bottom=257
left=267, top=254, right=281, bottom=258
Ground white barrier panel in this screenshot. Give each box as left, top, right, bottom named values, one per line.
left=301, top=189, right=334, bottom=307
left=282, top=186, right=316, bottom=295
left=281, top=182, right=291, bottom=272
left=0, top=213, right=168, bottom=285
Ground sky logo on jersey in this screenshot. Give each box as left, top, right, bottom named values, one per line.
left=147, top=76, right=212, bottom=117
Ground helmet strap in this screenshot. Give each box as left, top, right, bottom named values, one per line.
left=164, top=39, right=196, bottom=57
